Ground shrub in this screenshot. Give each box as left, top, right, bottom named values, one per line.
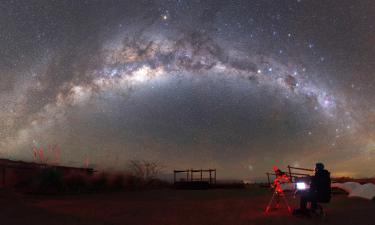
left=128, top=160, right=163, bottom=182
left=123, top=173, right=144, bottom=189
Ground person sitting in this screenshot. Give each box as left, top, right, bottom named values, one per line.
left=294, top=163, right=331, bottom=215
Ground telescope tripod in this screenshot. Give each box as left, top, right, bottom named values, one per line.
left=265, top=189, right=292, bottom=213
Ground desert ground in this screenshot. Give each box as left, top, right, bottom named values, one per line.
left=1, top=186, right=374, bottom=225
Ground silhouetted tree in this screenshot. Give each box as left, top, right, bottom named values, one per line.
left=128, top=160, right=163, bottom=182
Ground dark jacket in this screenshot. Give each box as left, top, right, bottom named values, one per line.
left=310, top=169, right=331, bottom=202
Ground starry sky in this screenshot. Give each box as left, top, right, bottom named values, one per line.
left=1, top=0, right=374, bottom=180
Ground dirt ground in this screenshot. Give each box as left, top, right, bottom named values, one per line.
left=1, top=186, right=375, bottom=225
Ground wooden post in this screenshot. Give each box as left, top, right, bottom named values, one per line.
left=200, top=169, right=203, bottom=181
left=186, top=170, right=189, bottom=181
left=191, top=169, right=193, bottom=181
left=209, top=170, right=212, bottom=184
left=267, top=172, right=270, bottom=187
left=173, top=170, right=176, bottom=184
left=288, top=165, right=292, bottom=181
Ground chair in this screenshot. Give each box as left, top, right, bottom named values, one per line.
left=311, top=197, right=330, bottom=219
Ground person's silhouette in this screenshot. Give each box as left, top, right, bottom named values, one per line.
left=296, top=163, right=331, bottom=214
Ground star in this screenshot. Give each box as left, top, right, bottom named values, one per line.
left=162, top=14, right=168, bottom=20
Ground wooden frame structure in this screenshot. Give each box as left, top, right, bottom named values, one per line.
left=287, top=165, right=314, bottom=181
left=173, top=169, right=216, bottom=184
left=266, top=165, right=314, bottom=187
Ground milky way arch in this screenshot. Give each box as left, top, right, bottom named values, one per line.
left=1, top=0, right=374, bottom=180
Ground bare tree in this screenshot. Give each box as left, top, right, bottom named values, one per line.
left=128, top=160, right=163, bottom=181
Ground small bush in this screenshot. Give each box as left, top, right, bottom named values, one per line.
left=123, top=174, right=144, bottom=189
left=146, top=178, right=170, bottom=189
left=128, top=160, right=163, bottom=182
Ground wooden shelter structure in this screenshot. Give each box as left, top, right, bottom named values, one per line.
left=0, top=158, right=94, bottom=188
left=173, top=169, right=216, bottom=188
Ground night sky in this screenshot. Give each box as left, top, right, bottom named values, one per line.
left=1, top=0, right=374, bottom=180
